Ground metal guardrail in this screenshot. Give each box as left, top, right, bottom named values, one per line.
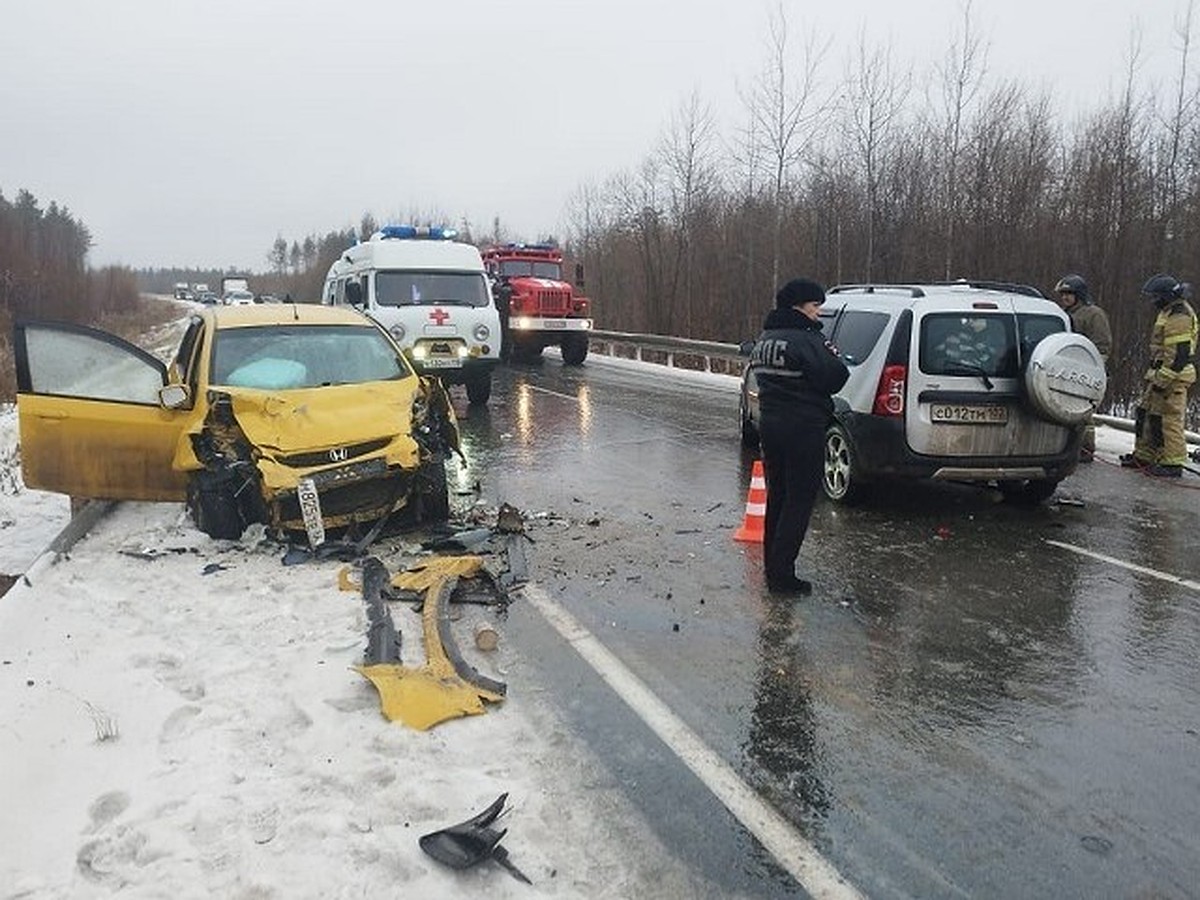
left=588, top=329, right=744, bottom=375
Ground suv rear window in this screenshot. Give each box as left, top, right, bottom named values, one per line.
left=920, top=313, right=1065, bottom=377
left=831, top=310, right=888, bottom=366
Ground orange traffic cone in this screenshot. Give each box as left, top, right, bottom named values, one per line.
left=733, top=460, right=767, bottom=543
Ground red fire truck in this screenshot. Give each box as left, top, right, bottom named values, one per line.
left=481, top=243, right=593, bottom=365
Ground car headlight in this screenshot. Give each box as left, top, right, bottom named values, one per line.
left=390, top=323, right=406, bottom=343
left=473, top=323, right=490, bottom=341
left=411, top=344, right=427, bottom=360
left=457, top=344, right=470, bottom=358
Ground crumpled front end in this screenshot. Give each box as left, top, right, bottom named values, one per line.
left=182, top=376, right=458, bottom=536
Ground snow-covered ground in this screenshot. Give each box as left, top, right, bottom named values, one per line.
left=0, top=402, right=711, bottom=898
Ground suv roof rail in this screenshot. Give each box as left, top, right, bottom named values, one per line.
left=930, top=279, right=1045, bottom=298
left=828, top=280, right=1046, bottom=299
left=829, top=284, right=927, bottom=298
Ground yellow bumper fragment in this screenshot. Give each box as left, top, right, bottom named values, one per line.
left=354, top=555, right=504, bottom=730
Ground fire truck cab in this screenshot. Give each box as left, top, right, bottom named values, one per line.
left=481, top=243, right=593, bottom=365
left=323, top=226, right=501, bottom=404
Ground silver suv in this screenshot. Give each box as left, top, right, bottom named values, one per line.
left=739, top=281, right=1107, bottom=504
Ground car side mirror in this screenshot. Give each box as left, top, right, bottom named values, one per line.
left=345, top=281, right=364, bottom=306
left=159, top=383, right=191, bottom=409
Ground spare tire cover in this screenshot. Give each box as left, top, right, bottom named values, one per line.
left=1024, top=332, right=1107, bottom=425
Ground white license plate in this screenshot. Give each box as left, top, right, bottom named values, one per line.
left=296, top=477, right=326, bottom=548
left=930, top=404, right=1009, bottom=424
left=543, top=319, right=567, bottom=329
left=420, top=358, right=463, bottom=369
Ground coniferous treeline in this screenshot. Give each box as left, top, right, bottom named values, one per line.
left=1, top=187, right=142, bottom=400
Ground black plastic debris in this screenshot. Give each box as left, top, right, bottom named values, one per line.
left=419, top=793, right=532, bottom=885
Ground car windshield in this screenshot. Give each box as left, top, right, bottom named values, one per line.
left=498, top=260, right=562, bottom=279
left=210, top=324, right=411, bottom=389
left=375, top=270, right=490, bottom=307
left=920, top=312, right=1066, bottom=377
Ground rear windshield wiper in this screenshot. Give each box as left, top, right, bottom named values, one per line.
left=944, top=362, right=995, bottom=391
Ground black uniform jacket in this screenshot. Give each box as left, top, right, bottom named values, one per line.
left=750, top=307, right=850, bottom=426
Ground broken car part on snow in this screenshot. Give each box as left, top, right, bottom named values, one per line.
left=419, top=792, right=533, bottom=885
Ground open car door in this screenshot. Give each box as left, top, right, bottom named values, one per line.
left=14, top=322, right=189, bottom=501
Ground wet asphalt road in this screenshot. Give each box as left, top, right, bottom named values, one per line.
left=447, top=355, right=1200, bottom=899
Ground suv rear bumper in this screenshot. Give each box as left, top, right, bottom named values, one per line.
left=840, top=412, right=1081, bottom=482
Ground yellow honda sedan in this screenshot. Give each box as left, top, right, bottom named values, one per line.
left=14, top=304, right=459, bottom=545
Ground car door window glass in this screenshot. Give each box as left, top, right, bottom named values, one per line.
left=22, top=327, right=165, bottom=404
left=830, top=310, right=888, bottom=365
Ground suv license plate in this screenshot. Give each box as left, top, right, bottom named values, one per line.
left=297, top=477, right=326, bottom=548
left=930, top=404, right=1009, bottom=425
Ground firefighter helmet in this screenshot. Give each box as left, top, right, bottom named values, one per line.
left=1141, top=273, right=1182, bottom=301
left=1054, top=274, right=1089, bottom=303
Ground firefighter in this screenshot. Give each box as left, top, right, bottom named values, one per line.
left=749, top=278, right=849, bottom=595
left=1053, top=274, right=1112, bottom=461
left=1120, top=273, right=1198, bottom=477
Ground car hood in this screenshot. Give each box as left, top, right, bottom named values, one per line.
left=223, top=379, right=420, bottom=453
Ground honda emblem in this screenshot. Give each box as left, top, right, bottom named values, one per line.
left=328, top=447, right=349, bottom=463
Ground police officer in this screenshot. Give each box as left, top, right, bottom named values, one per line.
left=1120, top=274, right=1198, bottom=477
left=749, top=278, right=849, bottom=595
left=1054, top=274, right=1112, bottom=461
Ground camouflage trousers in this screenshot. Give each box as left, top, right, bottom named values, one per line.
left=1132, top=381, right=1193, bottom=466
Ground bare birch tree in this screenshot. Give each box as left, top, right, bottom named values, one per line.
left=740, top=3, right=831, bottom=295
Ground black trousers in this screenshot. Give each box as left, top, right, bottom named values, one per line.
left=759, top=419, right=825, bottom=584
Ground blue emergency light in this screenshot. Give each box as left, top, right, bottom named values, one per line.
left=378, top=225, right=457, bottom=241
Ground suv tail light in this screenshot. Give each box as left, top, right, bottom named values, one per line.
left=872, top=364, right=906, bottom=416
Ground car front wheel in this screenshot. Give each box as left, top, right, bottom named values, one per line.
left=823, top=424, right=866, bottom=503
left=187, top=471, right=246, bottom=539
left=414, top=457, right=450, bottom=522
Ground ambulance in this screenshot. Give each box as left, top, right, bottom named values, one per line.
left=323, top=225, right=502, bottom=404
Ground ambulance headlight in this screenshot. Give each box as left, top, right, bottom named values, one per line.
left=473, top=323, right=491, bottom=342
left=457, top=344, right=470, bottom=359
left=389, top=324, right=406, bottom=342
left=411, top=344, right=427, bottom=360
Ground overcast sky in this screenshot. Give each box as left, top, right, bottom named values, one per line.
left=1, top=0, right=1192, bottom=272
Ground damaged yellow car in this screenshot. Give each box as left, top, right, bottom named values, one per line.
left=13, top=305, right=460, bottom=543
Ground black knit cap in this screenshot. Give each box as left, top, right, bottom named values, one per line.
left=775, top=277, right=826, bottom=309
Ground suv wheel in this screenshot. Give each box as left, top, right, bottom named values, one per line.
left=823, top=424, right=866, bottom=503
left=998, top=478, right=1060, bottom=505
left=739, top=396, right=759, bottom=448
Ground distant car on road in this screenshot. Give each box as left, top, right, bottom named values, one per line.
left=739, top=280, right=1107, bottom=504
left=12, top=305, right=459, bottom=544
left=195, top=291, right=219, bottom=305
left=223, top=289, right=256, bottom=306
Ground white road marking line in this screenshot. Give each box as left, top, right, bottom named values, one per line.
left=526, top=385, right=580, bottom=401
left=1044, top=539, right=1200, bottom=592
left=522, top=584, right=864, bottom=899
